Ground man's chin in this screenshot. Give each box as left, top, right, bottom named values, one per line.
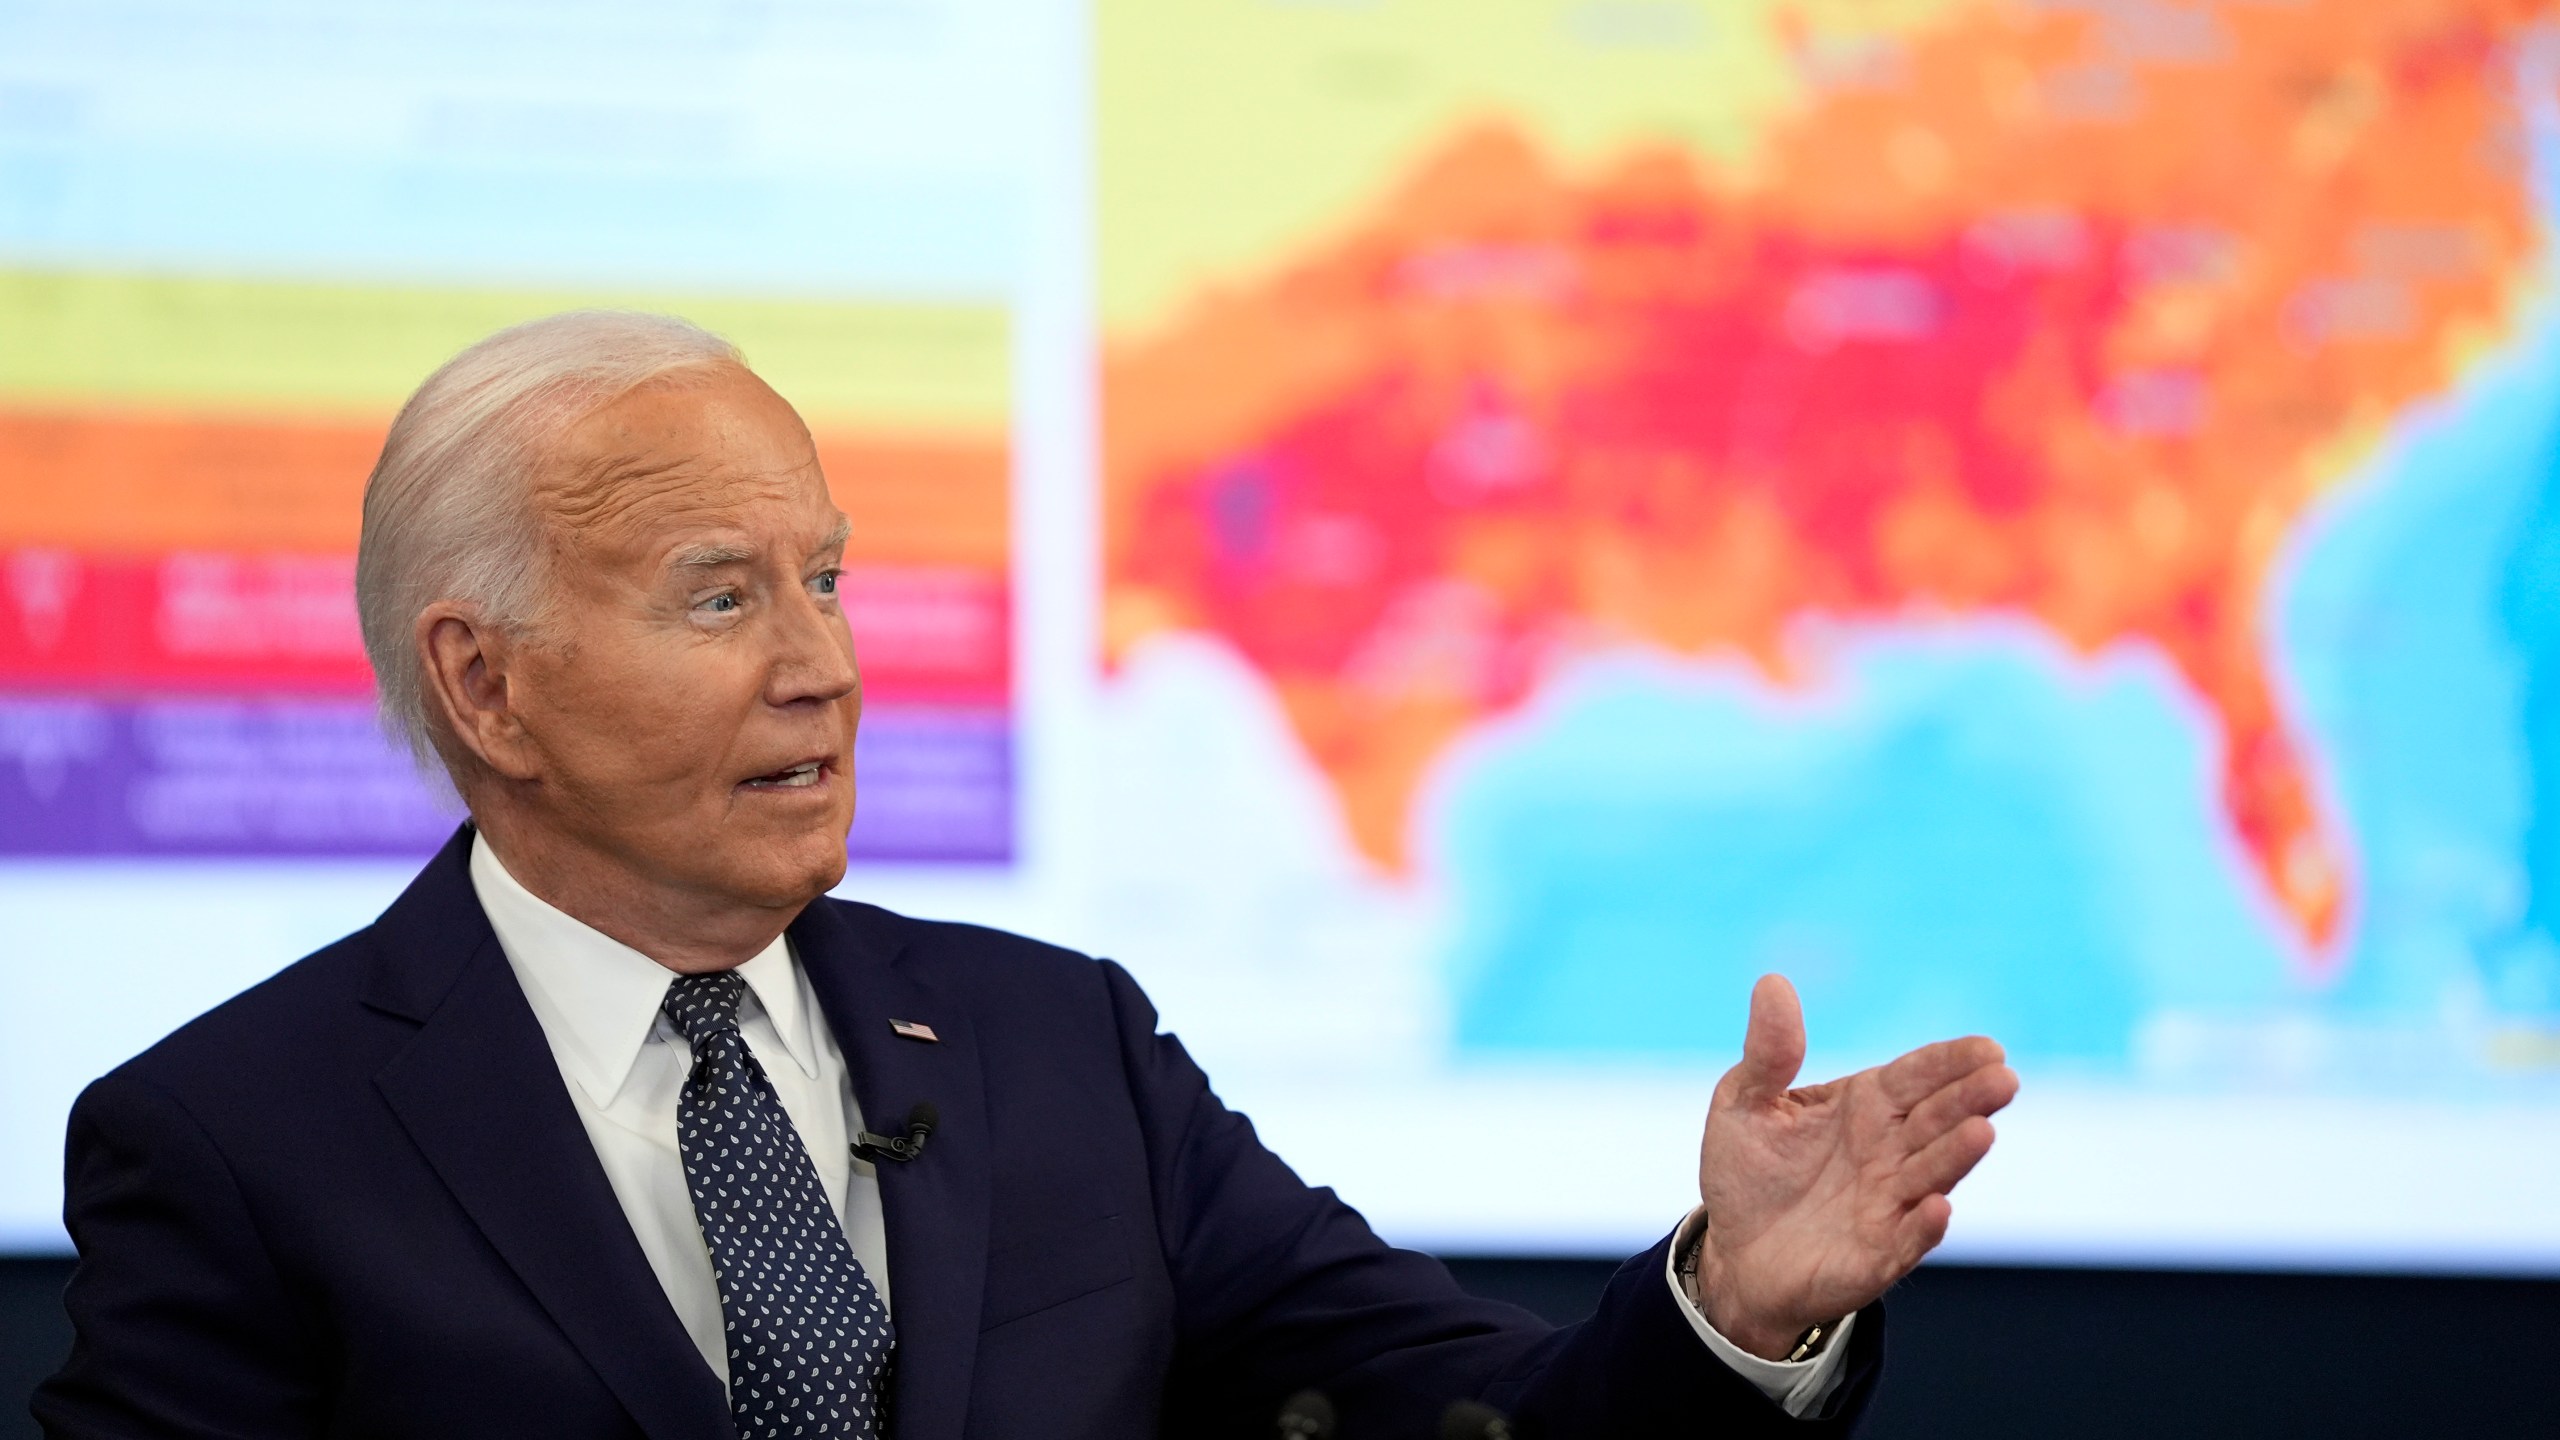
left=749, top=827, right=851, bottom=907
left=680, top=803, right=853, bottom=909
left=800, top=844, right=852, bottom=899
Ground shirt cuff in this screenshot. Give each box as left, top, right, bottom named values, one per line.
left=1661, top=1207, right=1857, bottom=1420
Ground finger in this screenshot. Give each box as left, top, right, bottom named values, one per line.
left=1876, top=1034, right=2006, bottom=1109
left=1727, top=974, right=1806, bottom=1104
left=1900, top=1064, right=2020, bottom=1152
left=1894, top=1194, right=1954, bottom=1270
left=1895, top=1115, right=1997, bottom=1203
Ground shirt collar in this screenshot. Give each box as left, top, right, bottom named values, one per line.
left=735, top=928, right=821, bottom=1080
left=468, top=832, right=818, bottom=1107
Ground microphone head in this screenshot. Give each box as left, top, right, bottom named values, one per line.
left=1438, top=1400, right=1514, bottom=1440
left=907, top=1101, right=939, bottom=1135
left=1275, top=1389, right=1336, bottom=1439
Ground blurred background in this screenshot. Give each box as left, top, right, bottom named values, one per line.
left=6, top=0, right=2560, bottom=1433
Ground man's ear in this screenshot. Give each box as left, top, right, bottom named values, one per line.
left=416, top=603, right=542, bottom=782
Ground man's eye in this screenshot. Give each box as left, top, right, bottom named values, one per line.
left=813, top=570, right=840, bottom=597
left=702, top=593, right=740, bottom=614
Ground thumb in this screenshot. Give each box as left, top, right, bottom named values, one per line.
left=1730, top=974, right=1806, bottom=1103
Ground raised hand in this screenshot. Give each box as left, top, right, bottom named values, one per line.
left=1688, top=975, right=2018, bottom=1359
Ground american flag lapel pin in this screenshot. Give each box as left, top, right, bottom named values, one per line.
left=888, top=1018, right=940, bottom=1043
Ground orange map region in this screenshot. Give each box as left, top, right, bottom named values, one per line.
left=1106, top=0, right=2552, bottom=957
left=0, top=407, right=1009, bottom=567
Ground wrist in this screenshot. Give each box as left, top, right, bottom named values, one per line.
left=1679, top=1215, right=1821, bottom=1361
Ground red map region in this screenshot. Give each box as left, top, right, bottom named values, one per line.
left=1106, top=0, right=2552, bottom=957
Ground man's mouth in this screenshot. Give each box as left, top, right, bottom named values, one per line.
left=741, top=760, right=827, bottom=790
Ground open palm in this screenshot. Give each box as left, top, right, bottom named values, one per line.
left=1690, top=975, right=2019, bottom=1358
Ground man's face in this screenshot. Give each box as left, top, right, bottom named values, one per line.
left=502, top=364, right=860, bottom=912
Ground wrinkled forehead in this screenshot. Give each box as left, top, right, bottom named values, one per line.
left=531, top=363, right=833, bottom=553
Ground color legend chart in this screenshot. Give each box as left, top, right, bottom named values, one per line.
left=0, top=272, right=1016, bottom=864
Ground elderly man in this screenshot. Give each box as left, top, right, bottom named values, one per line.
left=34, top=312, right=2016, bottom=1438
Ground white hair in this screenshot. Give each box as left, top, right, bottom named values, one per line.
left=355, top=310, right=743, bottom=771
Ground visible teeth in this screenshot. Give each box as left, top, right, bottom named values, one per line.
left=759, top=762, right=822, bottom=787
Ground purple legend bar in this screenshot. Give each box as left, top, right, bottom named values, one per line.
left=0, top=697, right=455, bottom=856
left=845, top=706, right=1014, bottom=864
left=0, top=696, right=1013, bottom=864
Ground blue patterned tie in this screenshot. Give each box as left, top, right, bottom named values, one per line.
left=663, top=971, right=893, bottom=1437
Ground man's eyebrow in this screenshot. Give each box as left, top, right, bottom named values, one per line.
left=669, top=540, right=757, bottom=571
left=667, top=519, right=848, bottom=573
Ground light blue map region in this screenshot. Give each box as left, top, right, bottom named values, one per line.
left=2291, top=318, right=2560, bottom=1036
left=1440, top=197, right=2560, bottom=1093
left=1440, top=633, right=2238, bottom=1070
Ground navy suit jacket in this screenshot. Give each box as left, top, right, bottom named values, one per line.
left=35, top=826, right=1881, bottom=1438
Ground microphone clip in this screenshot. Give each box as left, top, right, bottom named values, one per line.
left=852, top=1101, right=938, bottom=1164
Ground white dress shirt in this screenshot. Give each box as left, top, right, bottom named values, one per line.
left=471, top=835, right=890, bottom=1384
left=470, top=834, right=1849, bottom=1416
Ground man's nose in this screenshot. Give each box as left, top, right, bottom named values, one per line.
left=766, top=582, right=860, bottom=707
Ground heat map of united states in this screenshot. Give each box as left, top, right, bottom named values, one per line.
left=1104, top=0, right=2552, bottom=957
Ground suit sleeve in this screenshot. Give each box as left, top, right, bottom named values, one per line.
left=1099, top=960, right=1882, bottom=1439
left=32, top=1071, right=323, bottom=1439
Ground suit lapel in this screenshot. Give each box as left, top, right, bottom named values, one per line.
left=364, top=828, right=732, bottom=1440
left=793, top=899, right=991, bottom=1440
